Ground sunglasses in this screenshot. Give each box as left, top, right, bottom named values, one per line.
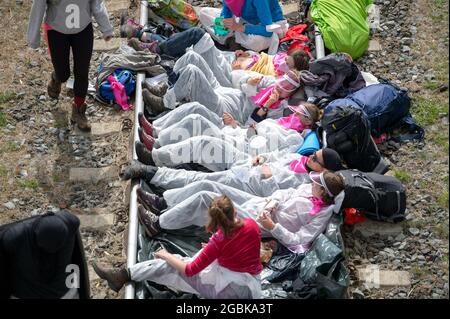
left=310, top=151, right=324, bottom=167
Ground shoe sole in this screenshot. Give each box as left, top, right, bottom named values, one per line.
left=137, top=210, right=159, bottom=238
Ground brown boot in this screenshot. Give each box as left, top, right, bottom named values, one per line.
left=92, top=262, right=130, bottom=293
left=71, top=103, right=91, bottom=132
left=142, top=88, right=165, bottom=114
left=47, top=73, right=62, bottom=99
left=142, top=80, right=168, bottom=97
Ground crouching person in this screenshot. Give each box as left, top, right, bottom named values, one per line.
left=93, top=196, right=263, bottom=299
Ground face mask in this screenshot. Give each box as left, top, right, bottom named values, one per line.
left=277, top=113, right=306, bottom=132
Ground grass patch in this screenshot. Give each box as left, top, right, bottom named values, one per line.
left=0, top=111, right=7, bottom=128
left=0, top=164, right=7, bottom=177
left=0, top=92, right=16, bottom=104
left=394, top=170, right=411, bottom=183
left=16, top=178, right=39, bottom=190
left=2, top=141, right=19, bottom=152
left=438, top=191, right=449, bottom=209
left=411, top=266, right=432, bottom=278
left=430, top=131, right=450, bottom=153
left=412, top=97, right=448, bottom=126
left=434, top=0, right=447, bottom=9
left=435, top=221, right=449, bottom=239
left=406, top=219, right=428, bottom=230
left=424, top=81, right=442, bottom=91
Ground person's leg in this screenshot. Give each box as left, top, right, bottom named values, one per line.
left=152, top=102, right=222, bottom=134
left=158, top=27, right=206, bottom=58
left=157, top=114, right=224, bottom=147
left=173, top=51, right=220, bottom=89
left=162, top=180, right=257, bottom=209
left=151, top=136, right=251, bottom=172
left=70, top=23, right=94, bottom=131
left=46, top=29, right=71, bottom=97
left=192, top=32, right=233, bottom=87
left=150, top=166, right=232, bottom=189
left=234, top=32, right=274, bottom=52
left=129, top=258, right=200, bottom=295
left=163, top=65, right=224, bottom=113
left=159, top=190, right=220, bottom=228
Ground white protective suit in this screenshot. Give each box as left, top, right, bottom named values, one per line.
left=151, top=150, right=308, bottom=197
left=158, top=181, right=335, bottom=253
left=151, top=103, right=303, bottom=172
left=129, top=253, right=261, bottom=299
left=162, top=50, right=286, bottom=125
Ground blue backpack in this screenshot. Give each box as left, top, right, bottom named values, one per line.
left=325, top=80, right=424, bottom=142
left=98, top=69, right=136, bottom=104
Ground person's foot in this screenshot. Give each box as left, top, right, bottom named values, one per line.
left=138, top=127, right=155, bottom=151
left=47, top=73, right=62, bottom=99
left=138, top=204, right=161, bottom=237
left=70, top=103, right=91, bottom=132
left=92, top=262, right=130, bottom=293
left=138, top=112, right=154, bottom=136
left=120, top=16, right=143, bottom=39
left=135, top=141, right=156, bottom=166
left=142, top=88, right=166, bottom=114
left=119, top=159, right=157, bottom=181
left=142, top=80, right=168, bottom=97
left=128, top=38, right=159, bottom=53
left=137, top=187, right=167, bottom=215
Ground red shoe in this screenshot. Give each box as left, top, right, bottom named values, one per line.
left=138, top=112, right=153, bottom=136
left=138, top=127, right=155, bottom=151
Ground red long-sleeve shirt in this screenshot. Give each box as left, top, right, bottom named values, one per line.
left=185, top=218, right=263, bottom=277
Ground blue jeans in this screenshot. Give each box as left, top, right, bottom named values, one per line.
left=158, top=27, right=206, bottom=58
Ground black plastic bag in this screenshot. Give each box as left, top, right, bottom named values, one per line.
left=266, top=245, right=305, bottom=283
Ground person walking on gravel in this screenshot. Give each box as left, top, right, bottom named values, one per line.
left=27, top=0, right=114, bottom=132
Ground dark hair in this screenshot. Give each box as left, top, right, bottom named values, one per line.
left=319, top=171, right=345, bottom=205
left=288, top=49, right=310, bottom=71
left=206, top=196, right=242, bottom=238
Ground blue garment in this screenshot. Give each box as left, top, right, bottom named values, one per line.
left=158, top=27, right=206, bottom=58
left=221, top=0, right=285, bottom=37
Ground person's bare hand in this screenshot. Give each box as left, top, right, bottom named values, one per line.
left=258, top=211, right=275, bottom=230
left=223, top=18, right=244, bottom=32
left=223, top=112, right=237, bottom=128
left=235, top=50, right=246, bottom=57
left=201, top=242, right=208, bottom=248
left=247, top=76, right=263, bottom=86
left=252, top=155, right=266, bottom=166
left=231, top=60, right=241, bottom=70
left=154, top=248, right=170, bottom=260
left=261, top=163, right=273, bottom=179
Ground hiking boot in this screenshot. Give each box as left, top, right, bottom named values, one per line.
left=138, top=127, right=155, bottom=151
left=142, top=80, right=168, bottom=97
left=128, top=38, right=158, bottom=53
left=138, top=112, right=154, bottom=136
left=47, top=73, right=62, bottom=99
left=135, top=141, right=156, bottom=166
left=119, top=159, right=157, bottom=181
left=142, top=88, right=165, bottom=114
left=137, top=186, right=167, bottom=215
left=138, top=204, right=161, bottom=237
left=70, top=103, right=91, bottom=132
left=120, top=16, right=143, bottom=39
left=92, top=262, right=130, bottom=293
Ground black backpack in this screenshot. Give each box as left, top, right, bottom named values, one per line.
left=337, top=170, right=406, bottom=223
left=321, top=106, right=387, bottom=173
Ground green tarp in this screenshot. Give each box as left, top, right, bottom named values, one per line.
left=310, top=0, right=373, bottom=60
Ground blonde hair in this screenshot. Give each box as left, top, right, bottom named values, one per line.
left=303, top=102, right=321, bottom=123
left=206, top=196, right=242, bottom=238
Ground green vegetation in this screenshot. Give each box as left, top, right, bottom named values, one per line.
left=412, top=97, right=448, bottom=126
left=16, top=178, right=39, bottom=190
left=424, top=81, right=441, bottom=91
left=411, top=266, right=432, bottom=278
left=0, top=164, right=7, bottom=177
left=0, top=111, right=7, bottom=127
left=438, top=191, right=449, bottom=209
left=394, top=170, right=411, bottom=183
left=435, top=220, right=449, bottom=239
left=0, top=92, right=16, bottom=104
